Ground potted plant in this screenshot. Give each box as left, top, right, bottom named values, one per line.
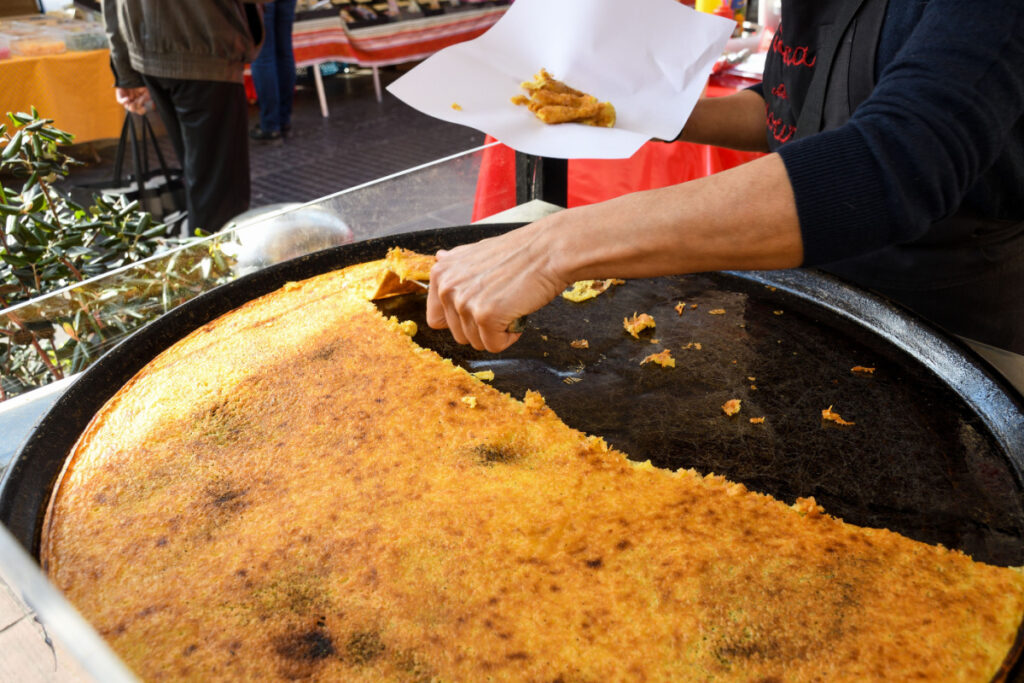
left=0, top=108, right=234, bottom=402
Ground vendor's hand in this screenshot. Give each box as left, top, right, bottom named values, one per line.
left=115, top=87, right=152, bottom=115
left=426, top=224, right=569, bottom=353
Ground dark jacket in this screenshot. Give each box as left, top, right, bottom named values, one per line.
left=754, top=0, right=1024, bottom=353
left=102, top=0, right=266, bottom=87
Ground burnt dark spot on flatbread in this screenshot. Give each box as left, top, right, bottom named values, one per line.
left=199, top=402, right=246, bottom=444
left=713, top=633, right=782, bottom=668
left=394, top=649, right=436, bottom=682
left=346, top=630, right=385, bottom=665
left=313, top=345, right=337, bottom=361
left=206, top=484, right=249, bottom=512
left=135, top=605, right=160, bottom=618
left=249, top=572, right=329, bottom=617
left=474, top=443, right=521, bottom=466
left=275, top=628, right=336, bottom=662
left=585, top=557, right=603, bottom=569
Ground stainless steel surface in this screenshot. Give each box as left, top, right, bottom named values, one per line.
left=0, top=524, right=137, bottom=683
left=0, top=377, right=77, bottom=482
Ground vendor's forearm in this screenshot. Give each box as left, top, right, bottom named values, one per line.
left=542, top=153, right=802, bottom=281
left=677, top=90, right=770, bottom=152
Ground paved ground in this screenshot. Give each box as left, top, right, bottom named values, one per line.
left=59, top=65, right=486, bottom=212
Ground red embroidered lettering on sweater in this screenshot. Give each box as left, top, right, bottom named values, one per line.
left=766, top=107, right=796, bottom=144
left=770, top=31, right=816, bottom=68
left=771, top=83, right=788, bottom=100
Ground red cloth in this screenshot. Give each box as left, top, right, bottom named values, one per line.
left=471, top=79, right=764, bottom=222
left=342, top=8, right=505, bottom=64
left=244, top=9, right=507, bottom=102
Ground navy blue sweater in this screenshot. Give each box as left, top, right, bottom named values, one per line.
left=753, top=1, right=1024, bottom=267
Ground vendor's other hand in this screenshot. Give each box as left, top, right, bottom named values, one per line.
left=426, top=225, right=568, bottom=353
left=115, top=87, right=151, bottom=115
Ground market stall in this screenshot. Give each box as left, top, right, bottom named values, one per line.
left=265, top=1, right=510, bottom=114
left=0, top=14, right=123, bottom=143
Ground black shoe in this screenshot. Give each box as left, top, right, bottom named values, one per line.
left=250, top=125, right=282, bottom=143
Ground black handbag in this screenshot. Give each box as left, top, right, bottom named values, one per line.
left=108, top=113, right=188, bottom=232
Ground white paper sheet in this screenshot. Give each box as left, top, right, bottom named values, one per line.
left=387, top=0, right=735, bottom=159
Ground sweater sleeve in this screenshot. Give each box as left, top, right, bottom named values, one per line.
left=101, top=0, right=144, bottom=89
left=780, top=0, right=1024, bottom=266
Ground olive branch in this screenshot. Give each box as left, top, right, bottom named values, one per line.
left=0, top=108, right=234, bottom=401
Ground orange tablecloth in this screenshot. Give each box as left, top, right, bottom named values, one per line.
left=0, top=49, right=124, bottom=143
left=472, top=81, right=765, bottom=220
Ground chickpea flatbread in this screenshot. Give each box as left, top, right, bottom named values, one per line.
left=41, top=253, right=1024, bottom=681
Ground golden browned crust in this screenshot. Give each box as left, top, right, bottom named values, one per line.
left=561, top=278, right=625, bottom=303
left=371, top=247, right=436, bottom=300
left=513, top=69, right=616, bottom=128
left=42, top=257, right=1024, bottom=681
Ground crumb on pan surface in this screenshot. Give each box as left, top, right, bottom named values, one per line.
left=640, top=349, right=675, bottom=368
left=40, top=254, right=1024, bottom=682
left=623, top=312, right=656, bottom=339
left=822, top=404, right=856, bottom=426
left=561, top=278, right=625, bottom=303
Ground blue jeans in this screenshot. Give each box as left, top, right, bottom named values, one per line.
left=251, top=0, right=297, bottom=133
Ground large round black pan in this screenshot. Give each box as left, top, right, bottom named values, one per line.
left=2, top=224, right=1023, bottom=677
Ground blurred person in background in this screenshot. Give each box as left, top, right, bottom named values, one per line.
left=103, top=0, right=266, bottom=233
left=250, top=0, right=298, bottom=143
